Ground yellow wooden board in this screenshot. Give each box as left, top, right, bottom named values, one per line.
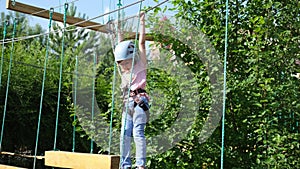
left=45, top=151, right=120, bottom=169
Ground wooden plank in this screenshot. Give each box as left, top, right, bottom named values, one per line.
left=6, top=0, right=108, bottom=32
left=0, top=164, right=27, bottom=169
left=6, top=0, right=154, bottom=40
left=44, top=151, right=120, bottom=169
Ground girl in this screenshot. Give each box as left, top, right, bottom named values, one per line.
left=114, top=12, right=149, bottom=169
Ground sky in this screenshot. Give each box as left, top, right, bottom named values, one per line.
left=0, top=0, right=174, bottom=28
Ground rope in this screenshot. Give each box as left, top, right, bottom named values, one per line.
left=108, top=0, right=121, bottom=156
left=0, top=21, right=8, bottom=87
left=107, top=0, right=116, bottom=153
left=119, top=2, right=143, bottom=168
left=102, top=0, right=104, bottom=24
left=72, top=55, right=78, bottom=152
left=90, top=52, right=97, bottom=153
left=108, top=15, right=118, bottom=153
left=68, top=0, right=144, bottom=29
left=32, top=8, right=54, bottom=169
left=221, top=0, right=229, bottom=168
left=108, top=61, right=117, bottom=155
left=0, top=18, right=17, bottom=152
left=59, top=0, right=62, bottom=13
left=53, top=3, right=68, bottom=151
left=109, top=0, right=112, bottom=21
left=0, top=56, right=94, bottom=78
left=123, top=0, right=169, bottom=22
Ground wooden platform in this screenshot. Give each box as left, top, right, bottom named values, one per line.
left=45, top=151, right=120, bottom=169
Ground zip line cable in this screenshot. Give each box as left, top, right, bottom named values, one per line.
left=32, top=8, right=54, bottom=169
left=0, top=18, right=17, bottom=152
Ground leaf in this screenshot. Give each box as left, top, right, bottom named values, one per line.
left=254, top=103, right=263, bottom=108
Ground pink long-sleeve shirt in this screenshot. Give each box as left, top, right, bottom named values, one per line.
left=120, top=59, right=147, bottom=91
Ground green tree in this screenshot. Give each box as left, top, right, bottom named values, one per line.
left=144, top=0, right=300, bottom=168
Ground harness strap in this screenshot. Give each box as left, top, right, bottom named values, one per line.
left=130, top=88, right=147, bottom=96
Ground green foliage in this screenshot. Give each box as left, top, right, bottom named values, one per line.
left=161, top=0, right=300, bottom=168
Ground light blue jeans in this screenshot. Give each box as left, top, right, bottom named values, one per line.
left=120, top=96, right=148, bottom=168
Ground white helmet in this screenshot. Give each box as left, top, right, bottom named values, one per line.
left=114, top=40, right=135, bottom=62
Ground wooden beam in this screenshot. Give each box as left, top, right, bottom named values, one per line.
left=6, top=0, right=154, bottom=40
left=44, top=151, right=120, bottom=169
left=0, top=164, right=27, bottom=169
left=6, top=0, right=108, bottom=32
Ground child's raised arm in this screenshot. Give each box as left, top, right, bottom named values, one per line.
left=139, top=12, right=147, bottom=65
left=117, top=18, right=124, bottom=43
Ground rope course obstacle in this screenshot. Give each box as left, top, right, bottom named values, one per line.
left=0, top=0, right=170, bottom=169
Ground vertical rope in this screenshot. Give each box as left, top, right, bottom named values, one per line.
left=33, top=8, right=54, bottom=169
left=102, top=0, right=104, bottom=24
left=54, top=3, right=68, bottom=151
left=90, top=52, right=97, bottom=153
left=109, top=0, right=113, bottom=21
left=221, top=0, right=229, bottom=168
left=0, top=22, right=8, bottom=149
left=108, top=17, right=118, bottom=154
left=72, top=55, right=78, bottom=152
left=107, top=0, right=120, bottom=156
left=0, top=19, right=16, bottom=152
left=117, top=0, right=125, bottom=166
left=108, top=0, right=123, bottom=157
left=0, top=20, right=8, bottom=87
left=119, top=2, right=143, bottom=168
left=59, top=0, right=62, bottom=13
left=108, top=61, right=117, bottom=154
